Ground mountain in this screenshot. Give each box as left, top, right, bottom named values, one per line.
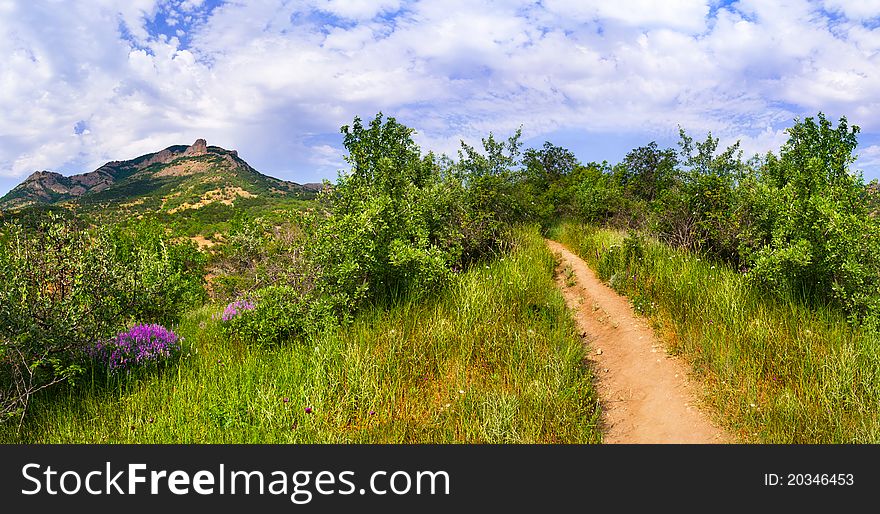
left=0, top=139, right=322, bottom=213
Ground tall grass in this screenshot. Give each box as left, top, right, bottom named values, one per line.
left=2, top=225, right=600, bottom=444
left=550, top=221, right=880, bottom=443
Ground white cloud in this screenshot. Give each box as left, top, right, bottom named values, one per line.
left=309, top=0, right=402, bottom=20
left=723, top=126, right=791, bottom=160
left=823, top=0, right=880, bottom=20
left=2, top=0, right=880, bottom=187
left=543, top=0, right=711, bottom=33
left=857, top=145, right=880, bottom=169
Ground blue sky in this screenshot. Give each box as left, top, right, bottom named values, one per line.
left=1, top=0, right=879, bottom=196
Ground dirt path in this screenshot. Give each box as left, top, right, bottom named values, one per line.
left=546, top=239, right=731, bottom=444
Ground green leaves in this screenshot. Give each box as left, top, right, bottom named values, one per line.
left=738, top=114, right=880, bottom=322
left=0, top=215, right=206, bottom=426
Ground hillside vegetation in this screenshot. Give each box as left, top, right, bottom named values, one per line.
left=2, top=111, right=879, bottom=443
left=2, top=226, right=599, bottom=443
left=0, top=114, right=601, bottom=442
left=0, top=139, right=317, bottom=243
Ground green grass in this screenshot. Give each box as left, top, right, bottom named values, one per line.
left=549, top=221, right=880, bottom=443
left=2, top=225, right=600, bottom=443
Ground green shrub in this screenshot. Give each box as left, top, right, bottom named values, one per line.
left=0, top=215, right=205, bottom=426
left=743, top=114, right=880, bottom=323
left=220, top=286, right=335, bottom=345
left=311, top=113, right=525, bottom=314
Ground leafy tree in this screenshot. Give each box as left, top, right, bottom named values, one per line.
left=745, top=113, right=880, bottom=322
left=619, top=141, right=678, bottom=202
left=522, top=142, right=579, bottom=222
left=649, top=129, right=744, bottom=259
left=311, top=113, right=455, bottom=313
left=571, top=162, right=624, bottom=223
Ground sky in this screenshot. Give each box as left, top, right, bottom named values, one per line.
left=1, top=0, right=879, bottom=196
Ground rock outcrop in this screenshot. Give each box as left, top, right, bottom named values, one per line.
left=183, top=139, right=208, bottom=157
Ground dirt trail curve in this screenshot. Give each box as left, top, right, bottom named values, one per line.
left=546, top=239, right=732, bottom=444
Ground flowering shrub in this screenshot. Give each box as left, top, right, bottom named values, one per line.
left=221, top=299, right=256, bottom=321
left=89, top=324, right=181, bottom=373
left=220, top=285, right=328, bottom=345
left=1, top=215, right=204, bottom=424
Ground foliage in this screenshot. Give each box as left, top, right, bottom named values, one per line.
left=4, top=226, right=600, bottom=444
left=0, top=215, right=205, bottom=426
left=571, top=163, right=625, bottom=223
left=210, top=214, right=315, bottom=302
left=619, top=141, right=678, bottom=203
left=307, top=113, right=453, bottom=314
left=533, top=112, right=879, bottom=327
left=219, top=286, right=325, bottom=346
left=743, top=114, right=880, bottom=323
left=309, top=113, right=527, bottom=316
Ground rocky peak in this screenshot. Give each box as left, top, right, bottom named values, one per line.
left=24, top=170, right=63, bottom=183
left=183, top=138, right=208, bottom=157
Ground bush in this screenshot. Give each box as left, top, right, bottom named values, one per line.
left=743, top=114, right=880, bottom=322
left=218, top=114, right=529, bottom=344
left=312, top=114, right=475, bottom=312
left=0, top=215, right=205, bottom=426
left=220, top=286, right=329, bottom=345
left=211, top=215, right=315, bottom=302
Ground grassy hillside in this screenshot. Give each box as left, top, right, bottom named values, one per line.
left=0, top=140, right=317, bottom=246
left=2, top=226, right=600, bottom=444
left=550, top=221, right=880, bottom=443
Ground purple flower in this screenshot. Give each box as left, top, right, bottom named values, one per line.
left=221, top=299, right=256, bottom=322
left=305, top=407, right=313, bottom=414
left=89, top=324, right=180, bottom=373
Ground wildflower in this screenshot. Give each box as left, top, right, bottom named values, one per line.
left=305, top=407, right=313, bottom=414
left=283, top=397, right=290, bottom=403
left=88, top=324, right=180, bottom=373
left=369, top=411, right=376, bottom=416
left=221, top=299, right=256, bottom=322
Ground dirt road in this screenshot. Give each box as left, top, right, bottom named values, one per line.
left=546, top=239, right=731, bottom=444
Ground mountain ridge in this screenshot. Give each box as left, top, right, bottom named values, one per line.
left=0, top=139, right=323, bottom=212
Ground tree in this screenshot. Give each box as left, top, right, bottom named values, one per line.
left=312, top=113, right=454, bottom=310
left=746, top=113, right=880, bottom=322
left=619, top=141, right=678, bottom=202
